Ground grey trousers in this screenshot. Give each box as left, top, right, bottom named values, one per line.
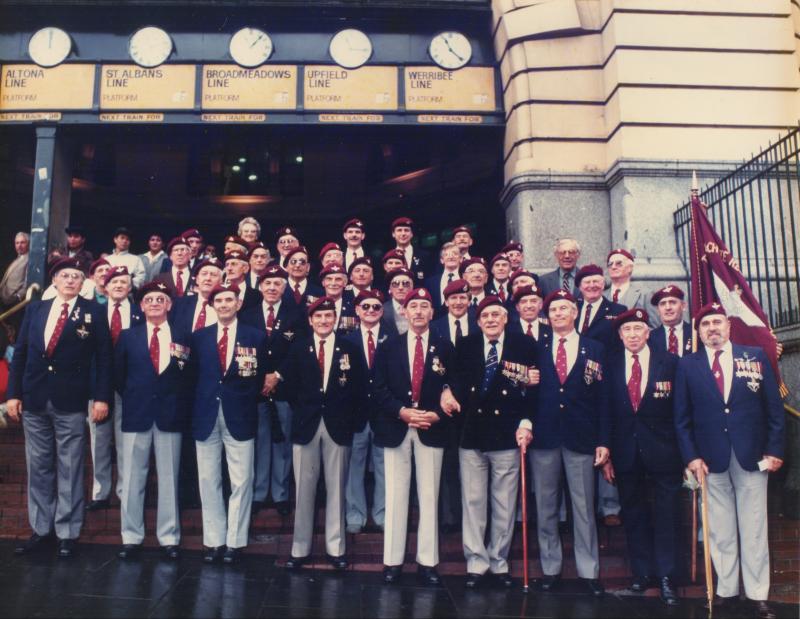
left=707, top=450, right=770, bottom=600
left=345, top=422, right=385, bottom=528
left=291, top=419, right=350, bottom=558
left=87, top=392, right=124, bottom=501
left=196, top=409, right=254, bottom=549
left=120, top=426, right=182, bottom=546
left=383, top=428, right=443, bottom=567
left=253, top=400, right=293, bottom=503
left=23, top=402, right=86, bottom=540
left=460, top=447, right=519, bottom=575
left=532, top=447, right=600, bottom=578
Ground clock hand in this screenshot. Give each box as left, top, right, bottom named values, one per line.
left=250, top=34, right=264, bottom=48
left=48, top=30, right=53, bottom=48
left=444, top=40, right=464, bottom=62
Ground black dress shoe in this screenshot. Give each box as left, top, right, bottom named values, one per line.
left=383, top=565, right=402, bottom=584
left=326, top=554, right=348, bottom=570
left=417, top=565, right=441, bottom=586
left=540, top=574, right=561, bottom=592
left=284, top=555, right=309, bottom=570
left=583, top=578, right=604, bottom=597
left=14, top=533, right=54, bottom=555
left=57, top=539, right=76, bottom=559
left=659, top=577, right=678, bottom=606
left=705, top=595, right=738, bottom=610
left=161, top=545, right=180, bottom=561
left=465, top=572, right=484, bottom=589
left=118, top=544, right=142, bottom=560
left=86, top=499, right=110, bottom=512
left=494, top=572, right=514, bottom=588
left=752, top=600, right=776, bottom=619
left=222, top=547, right=241, bottom=564
left=630, top=576, right=652, bottom=593
left=275, top=501, right=292, bottom=516
left=251, top=500, right=266, bottom=515
left=203, top=546, right=225, bottom=564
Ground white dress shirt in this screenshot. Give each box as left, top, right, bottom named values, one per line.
left=44, top=295, right=78, bottom=347
left=551, top=329, right=580, bottom=374
left=439, top=269, right=459, bottom=302
left=345, top=246, right=365, bottom=271
left=482, top=332, right=504, bottom=363
left=610, top=281, right=630, bottom=302
left=314, top=333, right=334, bottom=390
left=448, top=314, right=469, bottom=344
left=262, top=299, right=281, bottom=327
left=146, top=321, right=172, bottom=374
left=519, top=318, right=540, bottom=340
left=406, top=329, right=429, bottom=372
left=705, top=341, right=733, bottom=401
left=216, top=319, right=237, bottom=371
left=359, top=324, right=379, bottom=365
left=492, top=279, right=508, bottom=299
left=578, top=300, right=598, bottom=331
left=470, top=291, right=486, bottom=308
left=624, top=345, right=650, bottom=400
left=665, top=322, right=685, bottom=357
left=192, top=296, right=217, bottom=330
left=289, top=278, right=308, bottom=296
left=172, top=266, right=188, bottom=292
left=107, top=298, right=132, bottom=329
left=398, top=245, right=413, bottom=268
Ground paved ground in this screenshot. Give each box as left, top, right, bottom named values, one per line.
left=0, top=541, right=797, bottom=618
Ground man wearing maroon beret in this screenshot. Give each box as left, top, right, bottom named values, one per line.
left=391, top=217, right=430, bottom=282
left=281, top=246, right=324, bottom=310
left=649, top=285, right=692, bottom=357
left=153, top=237, right=192, bottom=299
left=342, top=219, right=367, bottom=272
left=451, top=226, right=473, bottom=260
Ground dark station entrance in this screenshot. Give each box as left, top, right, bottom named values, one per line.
left=0, top=122, right=505, bottom=269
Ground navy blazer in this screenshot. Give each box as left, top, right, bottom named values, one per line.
left=279, top=334, right=367, bottom=447
left=452, top=332, right=538, bottom=452
left=189, top=322, right=268, bottom=442
left=649, top=321, right=693, bottom=357
left=371, top=331, right=455, bottom=449
left=169, top=294, right=206, bottom=341
left=281, top=280, right=324, bottom=312
left=8, top=296, right=113, bottom=412
left=343, top=322, right=394, bottom=430
left=429, top=312, right=478, bottom=346
left=506, top=316, right=552, bottom=346
left=114, top=323, right=191, bottom=433
left=606, top=347, right=682, bottom=473
left=674, top=344, right=784, bottom=473
left=575, top=297, right=627, bottom=352
left=239, top=300, right=307, bottom=401
left=533, top=334, right=610, bottom=455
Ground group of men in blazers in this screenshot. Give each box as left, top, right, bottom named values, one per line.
left=5, top=221, right=786, bottom=617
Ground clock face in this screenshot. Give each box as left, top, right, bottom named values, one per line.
left=229, top=28, right=273, bottom=67
left=429, top=31, right=472, bottom=70
left=28, top=27, right=72, bottom=67
left=329, top=29, right=372, bottom=69
left=128, top=27, right=173, bottom=68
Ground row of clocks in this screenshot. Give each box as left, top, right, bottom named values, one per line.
left=27, top=26, right=473, bottom=70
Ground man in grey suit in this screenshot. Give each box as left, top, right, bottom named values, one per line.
left=606, top=248, right=657, bottom=327
left=382, top=268, right=414, bottom=335
left=538, top=238, right=582, bottom=298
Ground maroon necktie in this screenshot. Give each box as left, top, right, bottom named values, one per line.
left=149, top=326, right=160, bottom=372
left=628, top=353, right=642, bottom=412
left=266, top=305, right=275, bottom=335
left=294, top=283, right=302, bottom=304
left=526, top=322, right=533, bottom=338
left=194, top=301, right=207, bottom=331
left=612, top=289, right=620, bottom=303
left=218, top=326, right=229, bottom=372
left=175, top=270, right=184, bottom=297
left=498, top=284, right=506, bottom=302
left=367, top=329, right=376, bottom=369
left=110, top=302, right=122, bottom=345
left=46, top=302, right=69, bottom=357
left=668, top=327, right=679, bottom=355
left=555, top=337, right=568, bottom=385
left=411, top=335, right=424, bottom=404
left=318, top=339, right=326, bottom=382
left=580, top=303, right=593, bottom=334
left=712, top=350, right=725, bottom=398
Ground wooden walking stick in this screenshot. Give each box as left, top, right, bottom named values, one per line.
left=691, top=488, right=698, bottom=582
left=700, top=475, right=714, bottom=616
left=520, top=445, right=529, bottom=593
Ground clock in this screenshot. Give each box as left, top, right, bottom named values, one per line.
left=28, top=27, right=72, bottom=67
left=329, top=29, right=372, bottom=69
left=429, top=31, right=472, bottom=70
left=128, top=27, right=173, bottom=68
left=229, top=27, right=273, bottom=67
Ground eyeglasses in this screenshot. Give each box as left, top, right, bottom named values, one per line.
left=607, top=260, right=626, bottom=267
left=390, top=280, right=412, bottom=288
left=278, top=238, right=298, bottom=246
left=557, top=250, right=579, bottom=256
left=288, top=258, right=308, bottom=265
left=57, top=272, right=83, bottom=281
left=359, top=303, right=382, bottom=312
left=142, top=296, right=169, bottom=305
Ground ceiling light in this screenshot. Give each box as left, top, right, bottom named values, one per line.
left=232, top=165, right=241, bottom=172
left=248, top=174, right=258, bottom=181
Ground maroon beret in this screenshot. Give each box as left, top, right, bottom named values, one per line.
left=318, top=242, right=342, bottom=262
left=136, top=280, right=172, bottom=304
left=607, top=248, right=635, bottom=263
left=248, top=240, right=267, bottom=254
left=208, top=282, right=241, bottom=303
left=104, top=265, right=130, bottom=287
left=575, top=264, right=604, bottom=287
left=391, top=217, right=414, bottom=230
left=613, top=307, right=650, bottom=330
left=355, top=289, right=385, bottom=305
left=476, top=295, right=505, bottom=317
left=347, top=256, right=373, bottom=275
left=51, top=256, right=86, bottom=279
left=651, top=284, right=685, bottom=306
left=192, top=256, right=223, bottom=275
left=181, top=228, right=202, bottom=241
left=167, top=236, right=190, bottom=253
left=342, top=218, right=365, bottom=233
left=512, top=284, right=543, bottom=304
left=443, top=278, right=470, bottom=299
left=257, top=264, right=288, bottom=284
left=319, top=263, right=347, bottom=280
left=543, top=289, right=577, bottom=312
left=224, top=250, right=249, bottom=264
left=385, top=267, right=413, bottom=285
left=490, top=252, right=511, bottom=268
left=458, top=256, right=487, bottom=277
left=308, top=296, right=336, bottom=316
left=382, top=248, right=407, bottom=265
left=451, top=225, right=472, bottom=239
left=284, top=245, right=309, bottom=262
left=695, top=302, right=727, bottom=323
left=88, top=257, right=110, bottom=276
left=501, top=241, right=523, bottom=254
left=275, top=226, right=299, bottom=242
left=508, top=269, right=537, bottom=287
left=402, top=288, right=433, bottom=308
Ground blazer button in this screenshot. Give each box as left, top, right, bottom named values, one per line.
left=559, top=388, right=564, bottom=393
left=216, top=397, right=220, bottom=401
left=48, top=366, right=53, bottom=371
left=470, top=387, right=475, bottom=392
left=559, top=404, right=564, bottom=409
left=319, top=388, right=324, bottom=393
left=723, top=428, right=728, bottom=432
left=477, top=408, right=482, bottom=414
left=494, top=410, right=500, bottom=415
left=724, top=408, right=730, bottom=414
left=407, top=391, right=412, bottom=396
left=502, top=390, right=507, bottom=396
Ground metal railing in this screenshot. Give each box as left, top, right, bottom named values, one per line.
left=674, top=128, right=800, bottom=329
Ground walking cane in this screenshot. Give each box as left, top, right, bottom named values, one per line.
left=691, top=488, right=698, bottom=582
left=519, top=445, right=529, bottom=593
left=700, top=475, right=714, bottom=616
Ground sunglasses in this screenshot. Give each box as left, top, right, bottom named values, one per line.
left=359, top=303, right=383, bottom=311
left=607, top=260, right=626, bottom=267
left=390, top=280, right=412, bottom=288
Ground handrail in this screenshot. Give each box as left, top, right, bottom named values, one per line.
left=0, top=284, right=41, bottom=323
left=786, top=403, right=800, bottom=421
